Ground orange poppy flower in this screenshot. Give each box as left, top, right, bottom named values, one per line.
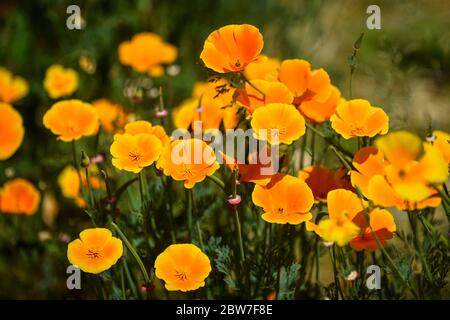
left=330, top=99, right=389, bottom=139
left=124, top=120, right=171, bottom=146
left=0, top=178, right=40, bottom=215
left=350, top=208, right=396, bottom=251
left=67, top=228, right=123, bottom=274
left=298, top=85, right=341, bottom=123
left=350, top=147, right=386, bottom=197
left=298, top=165, right=339, bottom=201
left=251, top=103, right=305, bottom=145
left=431, top=130, right=450, bottom=163
left=200, top=24, right=263, bottom=73
left=317, top=189, right=362, bottom=246
left=110, top=132, right=162, bottom=173
left=43, top=99, right=99, bottom=141
left=118, top=32, right=177, bottom=76
left=0, top=102, right=24, bottom=160
left=0, top=67, right=29, bottom=103
left=156, top=138, right=220, bottom=188
left=237, top=79, right=293, bottom=114
left=244, top=55, right=280, bottom=81
left=154, top=243, right=212, bottom=292
left=43, top=64, right=79, bottom=99
left=252, top=173, right=314, bottom=224
left=278, top=59, right=311, bottom=98
left=92, top=99, right=127, bottom=133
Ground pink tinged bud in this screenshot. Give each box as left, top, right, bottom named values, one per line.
left=140, top=283, right=155, bottom=293
left=155, top=109, right=168, bottom=118
left=227, top=194, right=242, bottom=205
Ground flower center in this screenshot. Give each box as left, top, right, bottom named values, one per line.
left=181, top=165, right=194, bottom=178
left=350, top=126, right=364, bottom=135
left=86, top=248, right=102, bottom=259
left=128, top=151, right=142, bottom=162
left=175, top=270, right=188, bottom=281
left=277, top=207, right=285, bottom=214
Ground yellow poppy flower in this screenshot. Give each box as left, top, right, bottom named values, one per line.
left=156, top=139, right=220, bottom=188
left=154, top=243, right=212, bottom=292
left=318, top=189, right=362, bottom=246
left=43, top=64, right=79, bottom=99
left=110, top=132, right=163, bottom=173
left=0, top=67, right=29, bottom=103
left=251, top=103, right=305, bottom=145
left=67, top=228, right=123, bottom=274
left=252, top=173, right=314, bottom=224
left=118, top=32, right=177, bottom=76
left=43, top=99, right=99, bottom=141
left=330, top=99, right=389, bottom=139
left=124, top=120, right=171, bottom=146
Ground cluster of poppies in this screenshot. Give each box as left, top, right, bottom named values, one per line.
left=1, top=23, right=449, bottom=295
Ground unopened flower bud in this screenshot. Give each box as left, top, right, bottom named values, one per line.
left=227, top=194, right=241, bottom=205
left=81, top=151, right=90, bottom=168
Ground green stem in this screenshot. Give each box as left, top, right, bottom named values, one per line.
left=207, top=174, right=226, bottom=192
left=330, top=246, right=344, bottom=299
left=120, top=262, right=127, bottom=300
left=232, top=169, right=245, bottom=263
left=187, top=189, right=193, bottom=241
left=329, top=146, right=352, bottom=171
left=242, top=74, right=265, bottom=97
left=71, top=140, right=82, bottom=183
left=408, top=212, right=433, bottom=286
left=111, top=222, right=151, bottom=287
left=355, top=188, right=419, bottom=298
left=310, top=125, right=316, bottom=164
left=138, top=171, right=146, bottom=210
left=84, top=167, right=95, bottom=208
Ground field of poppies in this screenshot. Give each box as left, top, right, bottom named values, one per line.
left=0, top=1, right=449, bottom=300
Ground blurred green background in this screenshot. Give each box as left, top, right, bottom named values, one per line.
left=0, top=0, right=449, bottom=298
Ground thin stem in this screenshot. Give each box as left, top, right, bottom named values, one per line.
left=408, top=212, right=433, bottom=286
left=111, top=222, right=151, bottom=287
left=329, top=246, right=344, bottom=299
left=355, top=188, right=419, bottom=298
left=71, top=140, right=82, bottom=183
left=300, top=131, right=307, bottom=169
left=84, top=167, right=95, bottom=208
left=207, top=174, right=226, bottom=192
left=310, top=125, right=316, bottom=164
left=120, top=262, right=127, bottom=300
left=138, top=171, right=146, bottom=210
left=329, top=146, right=352, bottom=171
left=232, top=169, right=245, bottom=263
left=187, top=189, right=193, bottom=241
left=242, top=74, right=265, bottom=97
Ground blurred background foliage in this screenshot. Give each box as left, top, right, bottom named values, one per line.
left=0, top=0, right=449, bottom=298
